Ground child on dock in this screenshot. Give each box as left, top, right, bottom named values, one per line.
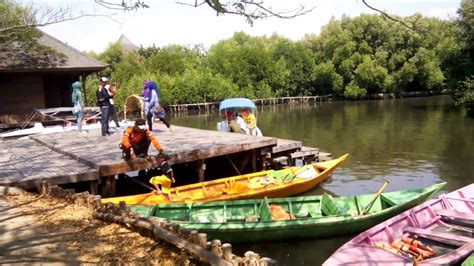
left=71, top=81, right=85, bottom=133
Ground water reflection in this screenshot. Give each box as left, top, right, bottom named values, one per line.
left=170, top=95, right=473, bottom=265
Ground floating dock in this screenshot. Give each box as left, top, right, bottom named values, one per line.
left=0, top=124, right=331, bottom=196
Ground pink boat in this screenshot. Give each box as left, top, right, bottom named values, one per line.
left=324, top=183, right=474, bottom=265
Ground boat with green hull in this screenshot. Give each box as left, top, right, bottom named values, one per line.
left=130, top=182, right=446, bottom=243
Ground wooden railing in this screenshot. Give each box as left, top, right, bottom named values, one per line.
left=167, top=95, right=332, bottom=112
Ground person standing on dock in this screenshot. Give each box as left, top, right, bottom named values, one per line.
left=120, top=119, right=167, bottom=160
left=97, top=77, right=111, bottom=136
left=71, top=81, right=85, bottom=133
left=106, top=82, right=120, bottom=129
left=140, top=82, right=151, bottom=118
left=144, top=80, right=171, bottom=131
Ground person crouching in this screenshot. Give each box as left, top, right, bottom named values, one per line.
left=120, top=119, right=166, bottom=159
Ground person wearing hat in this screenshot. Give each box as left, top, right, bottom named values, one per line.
left=96, top=77, right=111, bottom=136
left=120, top=118, right=168, bottom=160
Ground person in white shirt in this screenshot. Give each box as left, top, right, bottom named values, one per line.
left=101, top=77, right=120, bottom=128
left=235, top=114, right=249, bottom=134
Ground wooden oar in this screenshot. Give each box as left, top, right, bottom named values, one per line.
left=124, top=174, right=156, bottom=192
left=226, top=155, right=242, bottom=176
left=359, top=180, right=390, bottom=216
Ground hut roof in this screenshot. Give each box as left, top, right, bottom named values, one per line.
left=0, top=29, right=108, bottom=73
left=117, top=34, right=139, bottom=52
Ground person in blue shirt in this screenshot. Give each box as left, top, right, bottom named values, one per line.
left=144, top=80, right=171, bottom=131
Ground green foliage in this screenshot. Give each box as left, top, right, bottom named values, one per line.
left=112, top=52, right=146, bottom=84
left=344, top=81, right=367, bottom=99
left=453, top=76, right=474, bottom=116
left=144, top=44, right=203, bottom=76
left=304, top=13, right=449, bottom=98
left=0, top=0, right=65, bottom=68
left=205, top=32, right=288, bottom=98
left=353, top=56, right=390, bottom=93
left=313, top=62, right=343, bottom=95
left=272, top=37, right=315, bottom=96
left=448, top=0, right=474, bottom=116
left=97, top=43, right=125, bottom=77
left=165, top=68, right=239, bottom=104
left=82, top=8, right=470, bottom=114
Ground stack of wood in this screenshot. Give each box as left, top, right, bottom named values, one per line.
left=36, top=181, right=276, bottom=266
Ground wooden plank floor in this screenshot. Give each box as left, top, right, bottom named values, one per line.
left=1, top=123, right=317, bottom=190
left=30, top=124, right=277, bottom=177
left=273, top=138, right=302, bottom=153
left=0, top=138, right=99, bottom=189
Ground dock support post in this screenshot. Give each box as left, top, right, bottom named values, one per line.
left=197, top=160, right=206, bottom=183
left=90, top=180, right=99, bottom=195
left=251, top=149, right=257, bottom=172
left=100, top=175, right=116, bottom=197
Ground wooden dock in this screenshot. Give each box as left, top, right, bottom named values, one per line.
left=0, top=123, right=330, bottom=196
left=0, top=138, right=99, bottom=189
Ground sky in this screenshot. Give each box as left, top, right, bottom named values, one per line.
left=34, top=0, right=461, bottom=53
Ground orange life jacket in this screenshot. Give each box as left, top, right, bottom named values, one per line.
left=270, top=204, right=296, bottom=221
left=402, top=237, right=435, bottom=258
left=121, top=127, right=162, bottom=151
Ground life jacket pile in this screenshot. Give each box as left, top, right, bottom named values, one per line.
left=375, top=237, right=435, bottom=262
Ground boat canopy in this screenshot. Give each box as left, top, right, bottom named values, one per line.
left=219, top=98, right=256, bottom=111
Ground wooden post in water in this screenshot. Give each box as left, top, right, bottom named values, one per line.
left=222, top=243, right=233, bottom=261
left=211, top=239, right=223, bottom=257
left=251, top=149, right=257, bottom=172
left=101, top=175, right=116, bottom=197
left=197, top=160, right=206, bottom=182
left=89, top=180, right=99, bottom=195
left=197, top=233, right=208, bottom=247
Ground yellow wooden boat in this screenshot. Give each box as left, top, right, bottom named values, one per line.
left=102, top=154, right=348, bottom=205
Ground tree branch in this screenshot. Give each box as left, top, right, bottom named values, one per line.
left=361, top=0, right=416, bottom=30
left=95, top=0, right=149, bottom=11
left=0, top=14, right=119, bottom=34
left=176, top=0, right=314, bottom=25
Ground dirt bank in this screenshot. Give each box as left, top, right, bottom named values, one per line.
left=0, top=193, right=190, bottom=265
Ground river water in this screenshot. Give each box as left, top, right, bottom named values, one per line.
left=170, top=95, right=473, bottom=265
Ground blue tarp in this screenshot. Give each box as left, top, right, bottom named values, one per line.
left=219, top=98, right=256, bottom=111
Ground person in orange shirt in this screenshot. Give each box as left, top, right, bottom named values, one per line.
left=120, top=119, right=166, bottom=160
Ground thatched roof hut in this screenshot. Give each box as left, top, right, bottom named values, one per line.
left=0, top=30, right=108, bottom=129
left=116, top=34, right=139, bottom=53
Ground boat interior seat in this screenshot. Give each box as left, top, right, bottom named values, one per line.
left=321, top=193, right=342, bottom=216
left=379, top=194, right=397, bottom=207
left=221, top=183, right=248, bottom=194
left=227, top=216, right=247, bottom=222
left=294, top=209, right=311, bottom=218
left=258, top=197, right=273, bottom=221
left=270, top=171, right=298, bottom=184
left=404, top=226, right=472, bottom=247
left=435, top=209, right=474, bottom=222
